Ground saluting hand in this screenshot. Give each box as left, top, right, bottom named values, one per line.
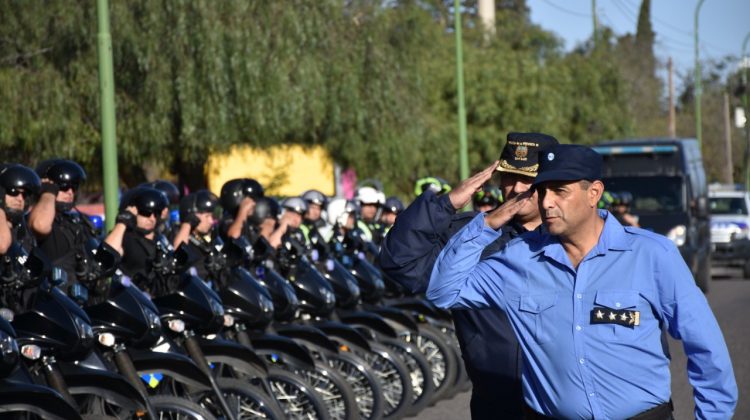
left=484, top=188, right=534, bottom=230
left=448, top=161, right=500, bottom=210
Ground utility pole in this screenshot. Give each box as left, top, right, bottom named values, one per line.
left=592, top=0, right=598, bottom=42
left=454, top=0, right=469, bottom=182
left=694, top=0, right=705, bottom=149
left=723, top=92, right=733, bottom=184
left=668, top=57, right=676, bottom=137
left=742, top=32, right=750, bottom=188
left=478, top=0, right=496, bottom=38
left=97, top=0, right=119, bottom=231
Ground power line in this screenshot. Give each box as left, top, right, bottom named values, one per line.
left=539, top=0, right=590, bottom=19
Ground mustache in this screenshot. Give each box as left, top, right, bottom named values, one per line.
left=543, top=210, right=562, bottom=218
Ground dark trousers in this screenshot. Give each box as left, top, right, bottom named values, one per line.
left=452, top=309, right=524, bottom=420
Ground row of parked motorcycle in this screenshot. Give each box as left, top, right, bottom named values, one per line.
left=0, top=200, right=469, bottom=419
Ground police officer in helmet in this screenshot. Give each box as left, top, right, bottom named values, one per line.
left=29, top=159, right=125, bottom=286
left=172, top=190, right=219, bottom=281
left=116, top=186, right=172, bottom=294
left=0, top=164, right=41, bottom=253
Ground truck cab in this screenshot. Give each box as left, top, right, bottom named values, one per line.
left=594, top=138, right=712, bottom=292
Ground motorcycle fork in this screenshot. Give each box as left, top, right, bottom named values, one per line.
left=112, top=345, right=157, bottom=420
left=183, top=331, right=237, bottom=420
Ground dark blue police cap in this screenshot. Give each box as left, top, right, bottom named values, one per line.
left=533, top=144, right=602, bottom=185
left=496, top=132, right=559, bottom=177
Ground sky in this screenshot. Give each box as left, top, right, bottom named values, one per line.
left=526, top=0, right=750, bottom=81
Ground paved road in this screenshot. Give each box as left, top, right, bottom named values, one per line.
left=413, top=276, right=749, bottom=419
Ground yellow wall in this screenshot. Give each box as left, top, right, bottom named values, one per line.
left=206, top=145, right=335, bottom=197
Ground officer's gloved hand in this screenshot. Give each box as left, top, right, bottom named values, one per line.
left=185, top=213, right=201, bottom=230
left=115, top=211, right=137, bottom=230
left=40, top=182, right=60, bottom=196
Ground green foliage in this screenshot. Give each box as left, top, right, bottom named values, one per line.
left=0, top=0, right=636, bottom=196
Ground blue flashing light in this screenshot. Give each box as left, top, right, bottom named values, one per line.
left=593, top=145, right=678, bottom=155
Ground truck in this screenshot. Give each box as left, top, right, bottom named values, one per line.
left=593, top=138, right=712, bottom=292
left=707, top=184, right=750, bottom=278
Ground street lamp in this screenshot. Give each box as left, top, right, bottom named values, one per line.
left=454, top=0, right=468, bottom=182
left=694, top=0, right=705, bottom=150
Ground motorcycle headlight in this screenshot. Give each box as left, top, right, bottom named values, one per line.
left=0, top=308, right=14, bottom=322
left=209, top=298, right=225, bottom=316
left=0, top=332, right=19, bottom=362
left=144, top=308, right=162, bottom=329
left=666, top=225, right=687, bottom=247
left=346, top=277, right=361, bottom=298
left=73, top=316, right=94, bottom=341
left=320, top=287, right=335, bottom=305
left=259, top=294, right=274, bottom=314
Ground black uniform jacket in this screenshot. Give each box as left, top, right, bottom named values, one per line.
left=377, top=191, right=524, bottom=419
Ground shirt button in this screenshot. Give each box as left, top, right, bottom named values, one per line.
left=576, top=293, right=582, bottom=299
left=589, top=392, right=595, bottom=397
left=575, top=325, right=582, bottom=331
left=615, top=302, right=621, bottom=308
left=579, top=358, right=585, bottom=365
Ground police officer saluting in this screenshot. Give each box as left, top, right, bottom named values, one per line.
left=427, top=144, right=737, bottom=419
left=379, top=132, right=558, bottom=419
left=29, top=159, right=124, bottom=286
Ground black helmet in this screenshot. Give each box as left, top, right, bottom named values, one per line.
left=121, top=187, right=169, bottom=217
left=39, top=159, right=87, bottom=190
left=34, top=159, right=63, bottom=179
left=243, top=179, right=264, bottom=200
left=473, top=184, right=502, bottom=208
left=281, top=197, right=308, bottom=215
left=301, top=189, right=328, bottom=207
left=220, top=178, right=265, bottom=215
left=383, top=196, right=405, bottom=214
left=614, top=191, right=633, bottom=206
left=0, top=164, right=42, bottom=198
left=250, top=197, right=281, bottom=225
left=179, top=190, right=219, bottom=221
left=140, top=180, right=180, bottom=206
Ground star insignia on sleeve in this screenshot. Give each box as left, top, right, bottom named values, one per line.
left=595, top=310, right=604, bottom=319
left=608, top=312, right=616, bottom=321
left=620, top=313, right=629, bottom=322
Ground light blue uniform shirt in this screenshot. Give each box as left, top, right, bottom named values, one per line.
left=427, top=211, right=737, bottom=419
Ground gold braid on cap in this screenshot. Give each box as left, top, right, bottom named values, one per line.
left=498, top=159, right=539, bottom=174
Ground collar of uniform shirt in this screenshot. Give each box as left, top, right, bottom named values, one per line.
left=527, top=210, right=632, bottom=270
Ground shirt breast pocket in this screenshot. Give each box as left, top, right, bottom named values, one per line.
left=519, top=293, right=559, bottom=345
left=593, top=290, right=639, bottom=341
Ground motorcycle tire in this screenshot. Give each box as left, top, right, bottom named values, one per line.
left=294, top=363, right=357, bottom=420
left=266, top=366, right=331, bottom=420
left=359, top=341, right=413, bottom=419
left=381, top=337, right=436, bottom=416
left=150, top=395, right=218, bottom=420
left=324, top=350, right=385, bottom=420
left=199, top=377, right=286, bottom=420
left=405, top=323, right=457, bottom=403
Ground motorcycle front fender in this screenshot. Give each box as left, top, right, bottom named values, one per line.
left=0, top=379, right=82, bottom=420
left=197, top=336, right=268, bottom=378
left=250, top=333, right=317, bottom=371
left=128, top=347, right=212, bottom=391
left=57, top=360, right=147, bottom=412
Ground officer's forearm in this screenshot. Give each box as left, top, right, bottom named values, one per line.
left=0, top=210, right=11, bottom=255
left=426, top=214, right=501, bottom=308
left=28, top=193, right=56, bottom=237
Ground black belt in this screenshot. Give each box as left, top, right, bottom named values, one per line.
left=523, top=401, right=673, bottom=420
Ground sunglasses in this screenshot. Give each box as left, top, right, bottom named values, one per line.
left=57, top=183, right=78, bottom=192
left=6, top=188, right=31, bottom=199
left=138, top=209, right=158, bottom=218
